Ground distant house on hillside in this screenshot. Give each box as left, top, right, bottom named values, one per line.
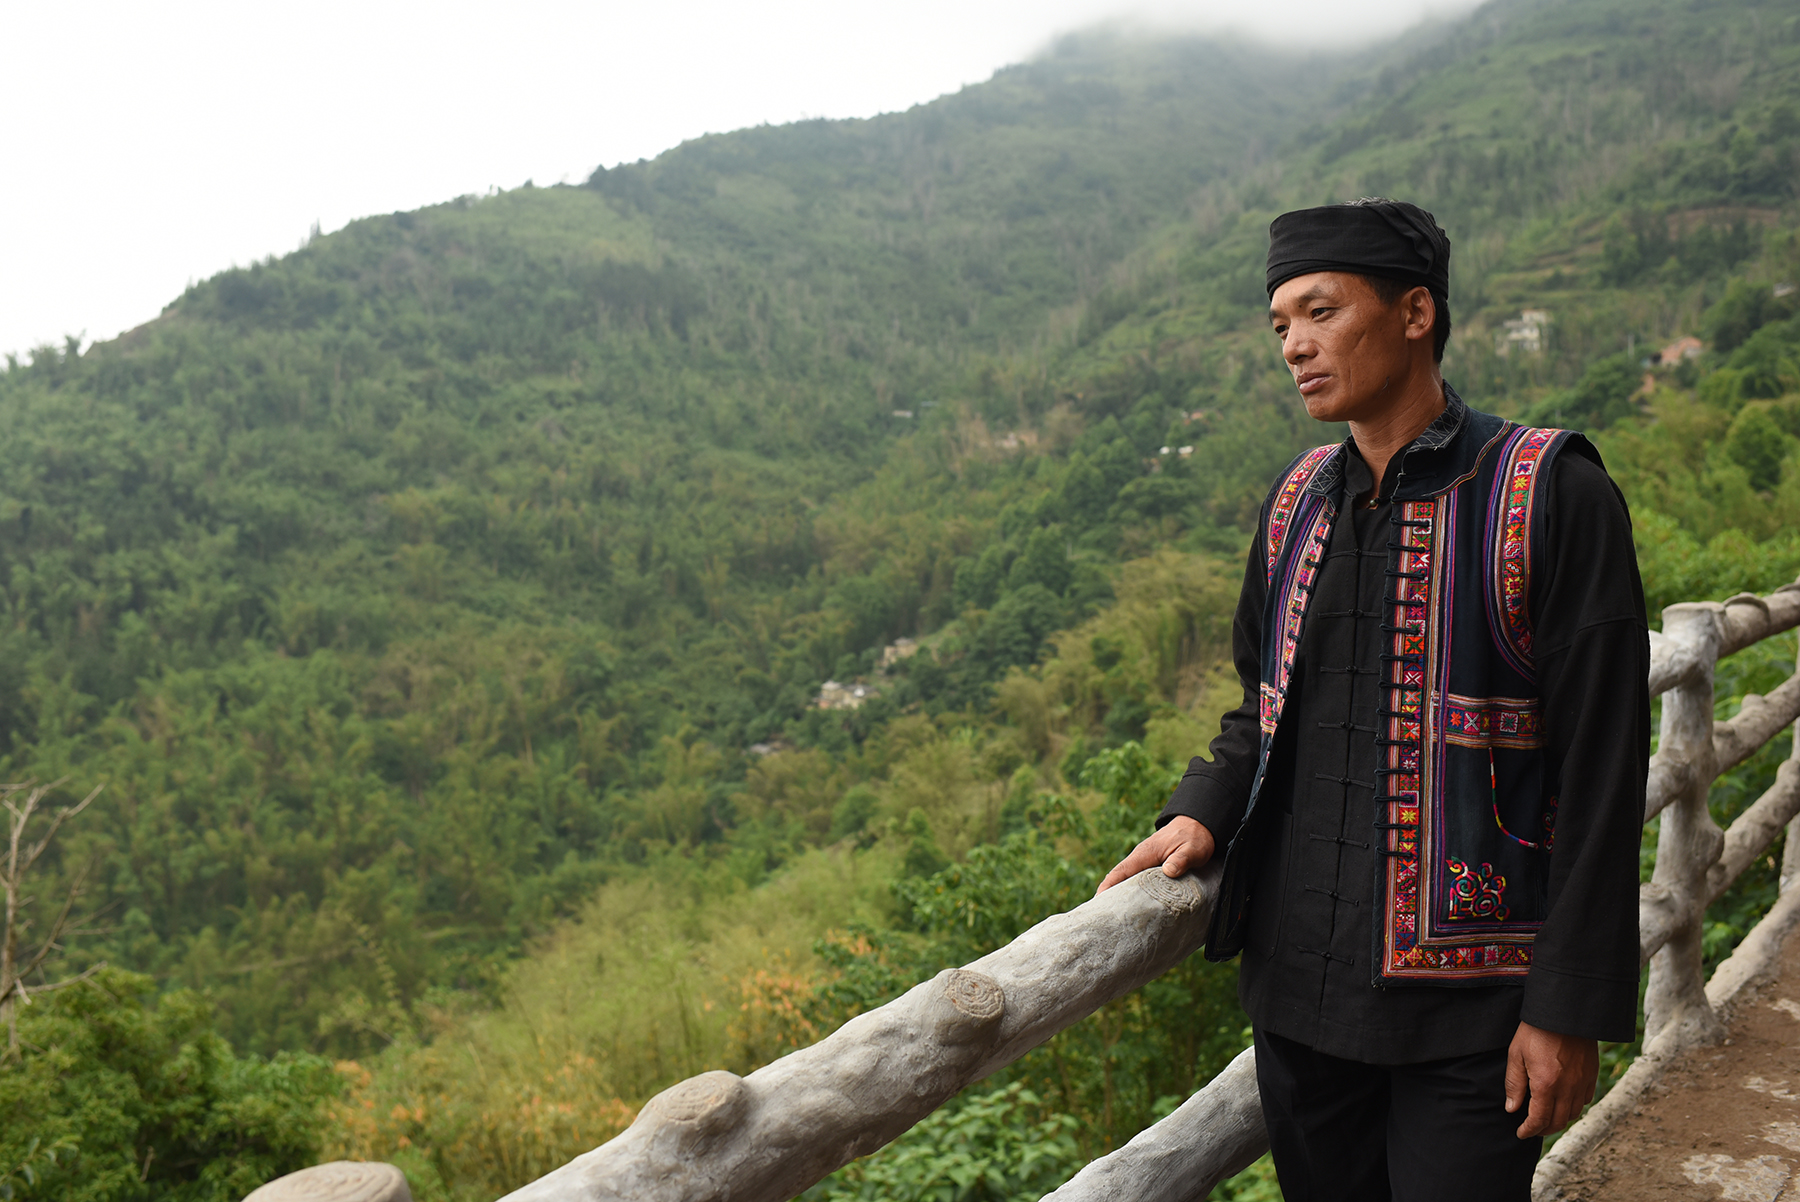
left=1651, top=336, right=1704, bottom=365
left=816, top=680, right=872, bottom=710
left=880, top=638, right=920, bottom=671
left=1497, top=310, right=1552, bottom=356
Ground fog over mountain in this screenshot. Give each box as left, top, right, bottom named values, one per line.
left=1, top=0, right=1481, bottom=360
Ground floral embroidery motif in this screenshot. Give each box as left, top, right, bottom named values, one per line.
left=1447, top=859, right=1510, bottom=922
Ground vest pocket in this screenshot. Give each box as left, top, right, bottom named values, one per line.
left=1489, top=746, right=1552, bottom=853
left=1439, top=745, right=1553, bottom=927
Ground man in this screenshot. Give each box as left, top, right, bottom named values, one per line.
left=1097, top=199, right=1647, bottom=1201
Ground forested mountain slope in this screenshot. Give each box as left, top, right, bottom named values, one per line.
left=5, top=0, right=1800, bottom=1198
left=0, top=33, right=1340, bottom=1057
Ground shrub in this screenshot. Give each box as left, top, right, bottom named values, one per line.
left=0, top=971, right=337, bottom=1202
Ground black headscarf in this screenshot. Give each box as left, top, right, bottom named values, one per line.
left=1264, top=199, right=1451, bottom=300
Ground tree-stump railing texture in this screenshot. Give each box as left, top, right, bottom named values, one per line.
left=490, top=580, right=1800, bottom=1202
left=1532, top=585, right=1800, bottom=1200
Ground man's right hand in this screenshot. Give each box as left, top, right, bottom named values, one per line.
left=1096, top=815, right=1215, bottom=895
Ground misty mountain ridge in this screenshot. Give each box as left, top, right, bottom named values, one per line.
left=3, top=0, right=1799, bottom=1197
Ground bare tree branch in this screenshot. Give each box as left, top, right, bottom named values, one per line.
left=0, top=781, right=106, bottom=1055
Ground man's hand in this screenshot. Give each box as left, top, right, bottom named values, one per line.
left=1096, top=815, right=1215, bottom=895
left=1504, top=1021, right=1598, bottom=1139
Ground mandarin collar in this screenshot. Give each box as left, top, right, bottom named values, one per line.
left=1307, top=383, right=1502, bottom=501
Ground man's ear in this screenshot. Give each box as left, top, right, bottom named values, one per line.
left=1402, top=286, right=1436, bottom=344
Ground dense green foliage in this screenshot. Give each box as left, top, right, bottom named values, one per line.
left=0, top=972, right=335, bottom=1201
left=808, top=1084, right=1085, bottom=1202
left=5, top=0, right=1800, bottom=1196
left=0, top=36, right=1336, bottom=1062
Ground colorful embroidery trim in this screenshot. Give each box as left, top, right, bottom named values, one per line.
left=1265, top=445, right=1337, bottom=579
left=1443, top=694, right=1545, bottom=750
left=1252, top=420, right=1560, bottom=984
left=1257, top=445, right=1338, bottom=738
left=1380, top=499, right=1438, bottom=967
left=1380, top=494, right=1535, bottom=980
left=1486, top=426, right=1562, bottom=679
left=1260, top=501, right=1334, bottom=737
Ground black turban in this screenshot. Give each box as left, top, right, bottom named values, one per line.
left=1265, top=199, right=1451, bottom=299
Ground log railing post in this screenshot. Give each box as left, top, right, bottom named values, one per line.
left=1643, top=602, right=1726, bottom=1048
left=496, top=864, right=1221, bottom=1202
left=1781, top=631, right=1800, bottom=894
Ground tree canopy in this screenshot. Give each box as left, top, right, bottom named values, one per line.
left=4, top=0, right=1800, bottom=1197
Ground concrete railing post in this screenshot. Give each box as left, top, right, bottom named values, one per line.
left=1643, top=603, right=1726, bottom=1048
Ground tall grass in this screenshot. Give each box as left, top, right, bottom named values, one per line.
left=325, top=845, right=900, bottom=1200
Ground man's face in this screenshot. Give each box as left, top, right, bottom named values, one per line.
left=1267, top=272, right=1431, bottom=424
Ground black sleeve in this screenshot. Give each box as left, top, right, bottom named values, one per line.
left=1517, top=447, right=1650, bottom=1044
left=1157, top=510, right=1268, bottom=841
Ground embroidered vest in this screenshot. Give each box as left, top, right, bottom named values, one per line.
left=1209, top=412, right=1589, bottom=986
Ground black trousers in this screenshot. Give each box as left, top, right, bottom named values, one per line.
left=1253, top=1028, right=1541, bottom=1202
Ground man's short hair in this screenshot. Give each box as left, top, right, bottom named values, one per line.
left=1361, top=274, right=1452, bottom=363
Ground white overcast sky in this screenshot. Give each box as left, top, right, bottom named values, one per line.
left=0, top=0, right=1477, bottom=362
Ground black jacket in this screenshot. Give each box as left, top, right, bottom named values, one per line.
left=1159, top=393, right=1647, bottom=1062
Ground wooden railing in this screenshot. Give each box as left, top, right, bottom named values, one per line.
left=1533, top=586, right=1800, bottom=1199
left=493, top=580, right=1800, bottom=1202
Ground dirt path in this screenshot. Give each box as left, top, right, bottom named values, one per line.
left=1557, top=924, right=1800, bottom=1201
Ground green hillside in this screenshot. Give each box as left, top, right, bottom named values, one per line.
left=0, top=33, right=1331, bottom=1055
left=4, top=0, right=1800, bottom=1198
